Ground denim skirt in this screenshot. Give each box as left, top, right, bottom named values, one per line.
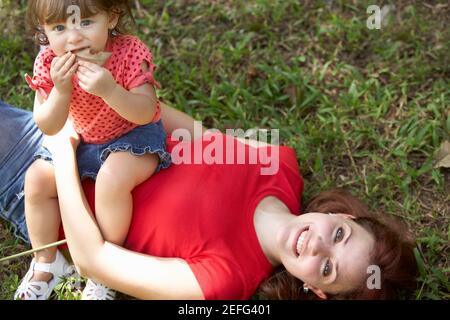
left=35, top=120, right=172, bottom=180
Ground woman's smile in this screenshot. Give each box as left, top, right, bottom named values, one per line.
left=295, top=227, right=310, bottom=257
left=292, top=225, right=310, bottom=257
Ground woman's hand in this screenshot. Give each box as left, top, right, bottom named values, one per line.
left=42, top=119, right=80, bottom=160
left=50, top=52, right=78, bottom=95
left=77, top=60, right=117, bottom=99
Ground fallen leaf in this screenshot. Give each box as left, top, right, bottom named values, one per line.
left=434, top=140, right=450, bottom=168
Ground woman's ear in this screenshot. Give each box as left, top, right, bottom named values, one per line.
left=335, top=213, right=356, bottom=220
left=308, top=285, right=328, bottom=300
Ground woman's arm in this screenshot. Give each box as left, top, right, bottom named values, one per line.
left=47, top=125, right=204, bottom=300
left=160, top=102, right=207, bottom=139
left=159, top=103, right=274, bottom=147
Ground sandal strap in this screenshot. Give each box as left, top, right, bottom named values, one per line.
left=32, top=251, right=69, bottom=275
left=33, top=262, right=52, bottom=273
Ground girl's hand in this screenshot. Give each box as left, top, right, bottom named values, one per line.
left=50, top=52, right=78, bottom=94
left=77, top=60, right=117, bottom=99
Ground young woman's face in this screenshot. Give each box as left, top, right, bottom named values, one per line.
left=277, top=212, right=375, bottom=298
left=43, top=11, right=118, bottom=56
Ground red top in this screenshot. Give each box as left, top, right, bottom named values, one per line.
left=64, top=133, right=304, bottom=299
left=25, top=35, right=161, bottom=144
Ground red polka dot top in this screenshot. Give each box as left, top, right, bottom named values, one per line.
left=25, top=35, right=161, bottom=144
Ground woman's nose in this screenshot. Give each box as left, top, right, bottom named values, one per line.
left=310, top=236, right=329, bottom=256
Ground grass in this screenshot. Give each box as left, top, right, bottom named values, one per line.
left=0, top=0, right=449, bottom=300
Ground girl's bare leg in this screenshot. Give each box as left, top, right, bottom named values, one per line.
left=24, top=160, right=60, bottom=282
left=95, top=152, right=159, bottom=245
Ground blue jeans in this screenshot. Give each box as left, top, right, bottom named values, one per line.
left=0, top=101, right=43, bottom=243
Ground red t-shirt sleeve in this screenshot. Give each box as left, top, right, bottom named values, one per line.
left=187, top=255, right=247, bottom=300
left=251, top=144, right=303, bottom=216
left=25, top=48, right=55, bottom=101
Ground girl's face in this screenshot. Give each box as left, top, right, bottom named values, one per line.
left=43, top=11, right=119, bottom=57
left=277, top=212, right=375, bottom=299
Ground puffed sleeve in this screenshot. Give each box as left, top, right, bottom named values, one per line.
left=24, top=48, right=56, bottom=101
left=123, top=37, right=161, bottom=90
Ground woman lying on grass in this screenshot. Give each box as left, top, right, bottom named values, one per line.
left=0, top=100, right=418, bottom=300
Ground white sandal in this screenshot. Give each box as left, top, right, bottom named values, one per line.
left=81, top=279, right=116, bottom=300
left=14, top=250, right=75, bottom=300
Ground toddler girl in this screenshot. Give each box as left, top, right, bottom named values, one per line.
left=15, top=0, right=171, bottom=300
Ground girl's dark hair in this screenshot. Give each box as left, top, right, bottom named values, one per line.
left=26, top=0, right=134, bottom=45
left=258, top=189, right=418, bottom=300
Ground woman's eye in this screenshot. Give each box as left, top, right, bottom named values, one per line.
left=80, top=20, right=92, bottom=27
left=334, top=227, right=344, bottom=243
left=322, top=260, right=332, bottom=277
left=53, top=25, right=65, bottom=32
